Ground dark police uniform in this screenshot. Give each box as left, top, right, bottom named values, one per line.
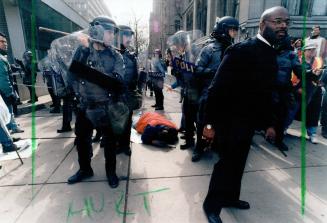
left=70, top=44, right=125, bottom=179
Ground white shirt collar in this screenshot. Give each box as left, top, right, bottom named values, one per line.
left=256, top=33, right=272, bottom=47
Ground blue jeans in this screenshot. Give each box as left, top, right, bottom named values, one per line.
left=307, top=126, right=317, bottom=136
left=0, top=119, right=13, bottom=148
left=6, top=104, right=19, bottom=131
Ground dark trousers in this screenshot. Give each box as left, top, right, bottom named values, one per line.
left=48, top=86, right=61, bottom=108
left=75, top=110, right=116, bottom=175
left=307, top=87, right=322, bottom=128
left=154, top=87, right=164, bottom=107
left=204, top=122, right=254, bottom=211
left=321, top=89, right=327, bottom=129
left=62, top=96, right=73, bottom=128
left=118, top=111, right=133, bottom=148
left=273, top=92, right=294, bottom=144
left=182, top=97, right=197, bottom=141
left=27, top=85, right=38, bottom=101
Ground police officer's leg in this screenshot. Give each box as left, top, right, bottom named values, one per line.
left=57, top=96, right=73, bottom=133
left=192, top=99, right=207, bottom=162
left=68, top=110, right=94, bottom=184
left=102, top=126, right=119, bottom=188
left=180, top=97, right=195, bottom=150
left=204, top=123, right=253, bottom=211
left=117, top=110, right=133, bottom=156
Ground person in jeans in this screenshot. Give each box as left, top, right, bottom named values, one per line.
left=0, top=32, right=24, bottom=134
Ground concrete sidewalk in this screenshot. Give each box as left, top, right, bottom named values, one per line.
left=0, top=89, right=327, bottom=223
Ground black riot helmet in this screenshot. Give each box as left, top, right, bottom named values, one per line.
left=118, top=25, right=135, bottom=37
left=89, top=16, right=118, bottom=42
left=168, top=30, right=190, bottom=49
left=118, top=25, right=134, bottom=49
left=211, top=16, right=239, bottom=43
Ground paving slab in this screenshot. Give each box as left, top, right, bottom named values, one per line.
left=284, top=166, right=327, bottom=206
left=0, top=138, right=75, bottom=186
left=126, top=176, right=213, bottom=223
left=236, top=169, right=327, bottom=223
left=48, top=143, right=130, bottom=183
left=130, top=140, right=218, bottom=179
left=15, top=182, right=127, bottom=223
left=0, top=185, right=41, bottom=223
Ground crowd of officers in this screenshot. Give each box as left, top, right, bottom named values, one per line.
left=1, top=5, right=327, bottom=223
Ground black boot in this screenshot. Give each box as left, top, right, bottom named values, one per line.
left=67, top=169, right=94, bottom=184
left=180, top=139, right=194, bottom=150
left=57, top=126, right=72, bottom=133
left=107, top=173, right=119, bottom=188
left=192, top=149, right=203, bottom=162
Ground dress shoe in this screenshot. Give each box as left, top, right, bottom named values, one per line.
left=191, top=150, right=203, bottom=162
left=151, top=104, right=157, bottom=107
left=57, top=126, right=72, bottom=133
left=275, top=141, right=288, bottom=151
left=11, top=127, right=24, bottom=134
left=2, top=143, right=20, bottom=153
left=180, top=140, right=194, bottom=150
left=67, top=169, right=94, bottom=184
left=203, top=202, right=223, bottom=223
left=155, top=106, right=164, bottom=110
left=107, top=174, right=119, bottom=188
left=222, top=200, right=250, bottom=209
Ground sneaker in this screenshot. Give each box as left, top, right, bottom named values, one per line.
left=107, top=174, right=119, bottom=188
left=2, top=143, right=20, bottom=153
left=309, top=135, right=318, bottom=144
left=11, top=128, right=24, bottom=134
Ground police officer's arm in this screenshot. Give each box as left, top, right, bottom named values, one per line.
left=0, top=60, right=14, bottom=98
left=195, top=46, right=215, bottom=78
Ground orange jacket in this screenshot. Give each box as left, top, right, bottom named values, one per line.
left=136, top=112, right=177, bottom=134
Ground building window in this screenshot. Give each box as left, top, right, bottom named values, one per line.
left=175, top=19, right=181, bottom=31
left=311, top=0, right=327, bottom=15
left=282, top=0, right=301, bottom=15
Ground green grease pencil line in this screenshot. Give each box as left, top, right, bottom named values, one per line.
left=300, top=0, right=308, bottom=216
left=31, top=0, right=37, bottom=198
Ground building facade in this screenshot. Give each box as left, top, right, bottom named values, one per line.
left=0, top=0, right=110, bottom=100
left=149, top=0, right=184, bottom=53
left=149, top=0, right=327, bottom=51
left=64, top=0, right=111, bottom=22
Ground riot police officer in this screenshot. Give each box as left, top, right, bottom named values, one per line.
left=150, top=49, right=166, bottom=110
left=192, top=16, right=239, bottom=162
left=168, top=30, right=197, bottom=150
left=67, top=16, right=126, bottom=188
left=117, top=25, right=141, bottom=155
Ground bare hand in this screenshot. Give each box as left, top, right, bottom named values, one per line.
left=202, top=127, right=215, bottom=145
left=313, top=68, right=322, bottom=76
left=166, top=86, right=173, bottom=92
left=265, top=127, right=276, bottom=142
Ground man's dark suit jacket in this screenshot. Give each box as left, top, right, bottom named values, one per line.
left=204, top=37, right=278, bottom=130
